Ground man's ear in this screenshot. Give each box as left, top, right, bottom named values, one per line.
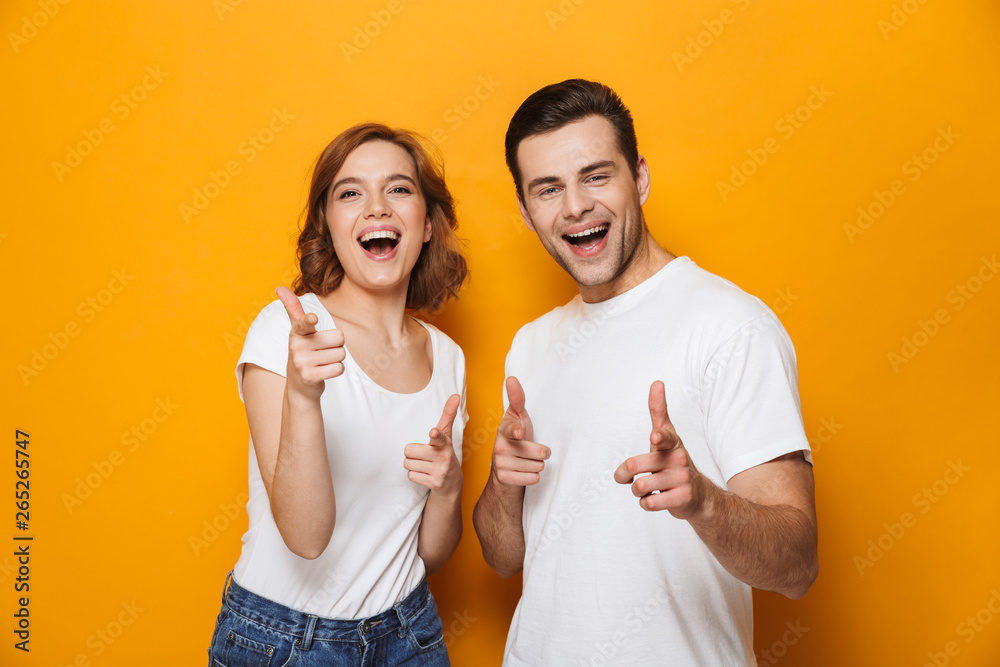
left=636, top=156, right=651, bottom=206
left=517, top=194, right=536, bottom=232
left=635, top=155, right=650, bottom=206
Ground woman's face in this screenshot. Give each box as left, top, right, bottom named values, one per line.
left=325, top=140, right=431, bottom=296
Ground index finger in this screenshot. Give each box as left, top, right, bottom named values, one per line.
left=430, top=394, right=461, bottom=443
left=648, top=380, right=680, bottom=452
left=276, top=286, right=317, bottom=335
left=498, top=411, right=524, bottom=442
left=648, top=381, right=670, bottom=430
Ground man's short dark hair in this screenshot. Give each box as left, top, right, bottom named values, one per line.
left=504, top=79, right=639, bottom=200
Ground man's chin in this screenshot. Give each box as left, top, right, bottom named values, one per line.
left=540, top=242, right=617, bottom=287
left=563, top=262, right=617, bottom=290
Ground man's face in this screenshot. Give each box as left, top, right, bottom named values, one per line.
left=516, top=115, right=650, bottom=300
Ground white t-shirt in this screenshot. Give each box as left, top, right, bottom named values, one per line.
left=231, top=293, right=467, bottom=619
left=501, top=256, right=811, bottom=666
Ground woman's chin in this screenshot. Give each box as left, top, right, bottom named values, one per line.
left=341, top=270, right=412, bottom=296
left=343, top=251, right=421, bottom=291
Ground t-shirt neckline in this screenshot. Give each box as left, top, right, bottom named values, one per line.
left=579, top=255, right=692, bottom=315
left=300, top=293, right=438, bottom=397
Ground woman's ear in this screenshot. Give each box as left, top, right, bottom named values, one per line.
left=424, top=215, right=432, bottom=243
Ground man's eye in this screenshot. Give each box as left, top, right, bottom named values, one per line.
left=587, top=175, right=607, bottom=183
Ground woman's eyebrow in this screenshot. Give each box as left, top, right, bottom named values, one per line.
left=332, top=174, right=417, bottom=191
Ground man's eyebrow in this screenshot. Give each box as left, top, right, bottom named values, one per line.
left=331, top=173, right=417, bottom=192
left=578, top=160, right=616, bottom=176
left=526, top=175, right=560, bottom=192
left=526, top=160, right=619, bottom=193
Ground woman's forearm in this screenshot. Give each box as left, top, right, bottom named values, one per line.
left=269, top=389, right=337, bottom=560
left=417, top=489, right=462, bottom=575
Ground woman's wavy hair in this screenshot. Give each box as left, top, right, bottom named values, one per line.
left=292, top=123, right=468, bottom=312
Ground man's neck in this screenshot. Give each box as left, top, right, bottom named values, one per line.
left=579, top=232, right=675, bottom=303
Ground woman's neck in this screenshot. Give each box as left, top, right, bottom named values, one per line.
left=316, top=279, right=412, bottom=343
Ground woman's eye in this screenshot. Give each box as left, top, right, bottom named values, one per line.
left=390, top=186, right=412, bottom=195
left=339, top=190, right=359, bottom=199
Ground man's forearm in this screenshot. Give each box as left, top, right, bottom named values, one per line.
left=473, top=470, right=527, bottom=578
left=688, top=483, right=818, bottom=598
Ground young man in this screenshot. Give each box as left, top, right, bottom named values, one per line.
left=473, top=79, right=818, bottom=666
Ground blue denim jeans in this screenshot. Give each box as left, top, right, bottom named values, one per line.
left=207, top=572, right=450, bottom=666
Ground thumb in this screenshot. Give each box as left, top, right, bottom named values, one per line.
left=648, top=380, right=678, bottom=451
left=506, top=375, right=527, bottom=417
left=430, top=394, right=461, bottom=443
left=276, top=286, right=317, bottom=335
left=499, top=375, right=530, bottom=442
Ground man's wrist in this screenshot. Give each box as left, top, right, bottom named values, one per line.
left=488, top=465, right=513, bottom=491
left=488, top=463, right=524, bottom=498
left=684, top=474, right=723, bottom=525
left=488, top=465, right=527, bottom=508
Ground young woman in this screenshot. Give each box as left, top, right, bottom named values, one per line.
left=208, top=124, right=468, bottom=666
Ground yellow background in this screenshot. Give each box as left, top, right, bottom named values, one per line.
left=3, top=0, right=999, bottom=664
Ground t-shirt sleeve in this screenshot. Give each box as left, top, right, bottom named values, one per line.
left=455, top=346, right=468, bottom=465
left=501, top=370, right=510, bottom=413
left=235, top=299, right=291, bottom=403
left=701, top=312, right=812, bottom=482
left=501, top=325, right=528, bottom=413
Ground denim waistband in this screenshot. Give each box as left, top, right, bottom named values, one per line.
left=219, top=571, right=432, bottom=648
